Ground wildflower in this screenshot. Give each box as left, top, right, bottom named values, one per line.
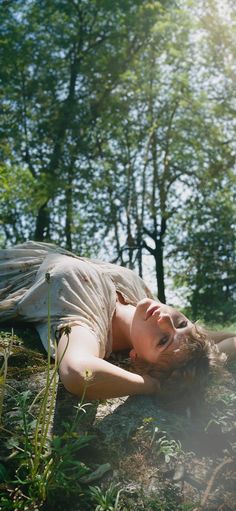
left=45, top=272, right=51, bottom=283
left=83, top=368, right=94, bottom=382
left=64, top=325, right=72, bottom=336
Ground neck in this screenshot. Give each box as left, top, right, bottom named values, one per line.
left=112, top=301, right=135, bottom=351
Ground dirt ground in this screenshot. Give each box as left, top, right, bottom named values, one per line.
left=1, top=326, right=236, bottom=511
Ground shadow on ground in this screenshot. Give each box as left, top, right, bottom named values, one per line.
left=1, top=325, right=236, bottom=510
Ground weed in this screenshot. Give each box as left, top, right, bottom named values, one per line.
left=119, top=485, right=197, bottom=511
left=151, top=426, right=183, bottom=464
left=0, top=329, right=14, bottom=422
left=205, top=388, right=236, bottom=433
left=217, top=392, right=236, bottom=406
left=89, top=482, right=122, bottom=511
left=205, top=410, right=235, bottom=432
left=0, top=274, right=98, bottom=510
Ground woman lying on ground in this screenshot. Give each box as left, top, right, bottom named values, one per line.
left=0, top=241, right=235, bottom=400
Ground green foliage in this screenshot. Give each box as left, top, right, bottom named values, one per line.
left=119, top=485, right=197, bottom=511
left=0, top=0, right=163, bottom=252
left=0, top=329, right=14, bottom=422
left=89, top=483, right=122, bottom=511
left=169, top=176, right=236, bottom=322
left=1, top=0, right=236, bottom=314
left=205, top=390, right=236, bottom=433
left=155, top=434, right=183, bottom=464
left=0, top=387, right=94, bottom=509
left=0, top=280, right=102, bottom=510
left=0, top=165, right=36, bottom=244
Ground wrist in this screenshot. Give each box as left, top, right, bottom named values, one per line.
left=142, top=374, right=160, bottom=395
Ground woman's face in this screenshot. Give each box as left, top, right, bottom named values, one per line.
left=130, top=298, right=193, bottom=364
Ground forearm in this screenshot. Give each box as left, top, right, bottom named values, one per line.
left=217, top=337, right=236, bottom=360
left=207, top=330, right=236, bottom=344
left=59, top=355, right=157, bottom=400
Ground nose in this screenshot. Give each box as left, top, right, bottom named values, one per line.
left=157, top=313, right=176, bottom=333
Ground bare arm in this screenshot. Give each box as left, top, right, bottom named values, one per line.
left=59, top=355, right=157, bottom=400
left=205, top=329, right=236, bottom=360
left=217, top=337, right=236, bottom=360
left=207, top=329, right=236, bottom=344
left=57, top=326, right=158, bottom=400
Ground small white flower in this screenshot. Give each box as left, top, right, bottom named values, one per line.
left=83, top=368, right=94, bottom=382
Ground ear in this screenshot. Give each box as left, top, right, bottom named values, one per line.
left=129, top=348, right=137, bottom=361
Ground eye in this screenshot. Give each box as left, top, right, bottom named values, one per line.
left=176, top=321, right=187, bottom=329
left=159, top=336, right=169, bottom=346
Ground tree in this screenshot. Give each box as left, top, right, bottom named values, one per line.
left=166, top=0, right=236, bottom=319
left=0, top=0, right=161, bottom=247
left=1, top=0, right=236, bottom=320
left=0, top=164, right=36, bottom=245
left=97, top=0, right=236, bottom=307
left=168, top=171, right=236, bottom=321
left=95, top=3, right=203, bottom=300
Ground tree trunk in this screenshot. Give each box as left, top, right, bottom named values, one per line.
left=65, top=166, right=74, bottom=251
left=154, top=239, right=166, bottom=303
left=34, top=202, right=50, bottom=241
left=155, top=216, right=167, bottom=302
left=136, top=218, right=143, bottom=278
left=143, top=216, right=167, bottom=301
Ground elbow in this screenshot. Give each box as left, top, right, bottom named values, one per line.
left=58, top=359, right=95, bottom=398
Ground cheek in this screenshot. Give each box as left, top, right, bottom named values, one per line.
left=131, top=318, right=148, bottom=352
left=142, top=352, right=157, bottom=364
left=131, top=321, right=144, bottom=345
left=132, top=330, right=156, bottom=361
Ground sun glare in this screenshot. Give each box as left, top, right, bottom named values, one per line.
left=216, top=0, right=234, bottom=23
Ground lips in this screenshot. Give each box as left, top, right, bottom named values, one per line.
left=145, top=304, right=161, bottom=320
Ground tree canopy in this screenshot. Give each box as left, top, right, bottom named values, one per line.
left=1, top=0, right=235, bottom=321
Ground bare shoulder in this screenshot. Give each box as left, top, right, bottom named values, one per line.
left=57, top=325, right=100, bottom=363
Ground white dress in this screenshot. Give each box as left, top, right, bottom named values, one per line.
left=0, top=242, right=152, bottom=358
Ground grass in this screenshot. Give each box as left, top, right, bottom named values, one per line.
left=0, top=275, right=111, bottom=510
left=0, top=327, right=195, bottom=511
left=0, top=304, right=236, bottom=510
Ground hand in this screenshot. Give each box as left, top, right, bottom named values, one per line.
left=143, top=373, right=161, bottom=395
